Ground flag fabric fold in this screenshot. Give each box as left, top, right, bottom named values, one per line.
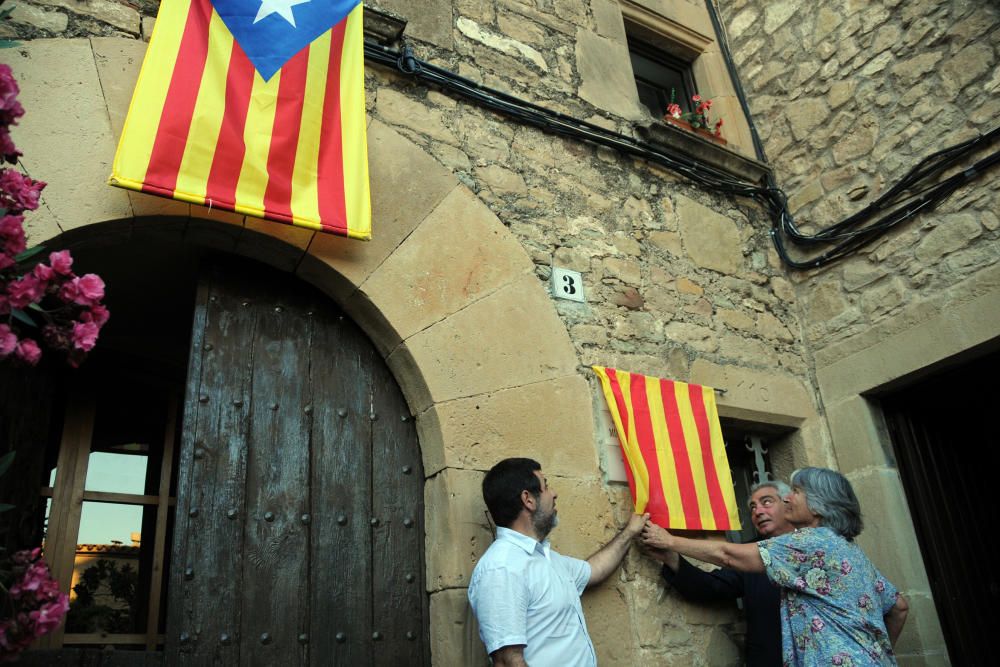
left=593, top=366, right=741, bottom=531
left=109, top=0, right=371, bottom=240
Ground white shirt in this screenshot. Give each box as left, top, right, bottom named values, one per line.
left=468, top=527, right=597, bottom=666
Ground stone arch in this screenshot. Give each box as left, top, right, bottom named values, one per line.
left=13, top=38, right=599, bottom=664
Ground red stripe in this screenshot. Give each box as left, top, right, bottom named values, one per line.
left=660, top=379, right=701, bottom=529
left=203, top=41, right=255, bottom=210
left=689, top=385, right=731, bottom=528
left=630, top=374, right=670, bottom=527
left=605, top=369, right=637, bottom=501
left=316, top=21, right=348, bottom=234
left=142, top=0, right=212, bottom=195
left=261, top=46, right=309, bottom=220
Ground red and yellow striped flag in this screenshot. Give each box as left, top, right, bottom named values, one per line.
left=593, top=366, right=741, bottom=531
left=109, top=0, right=371, bottom=239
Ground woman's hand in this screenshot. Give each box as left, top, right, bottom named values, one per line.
left=640, top=522, right=673, bottom=550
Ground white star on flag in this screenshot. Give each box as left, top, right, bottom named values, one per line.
left=254, top=0, right=310, bottom=28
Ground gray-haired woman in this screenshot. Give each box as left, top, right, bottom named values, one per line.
left=641, top=467, right=909, bottom=666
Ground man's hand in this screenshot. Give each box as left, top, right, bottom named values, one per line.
left=624, top=511, right=650, bottom=538
left=640, top=522, right=673, bottom=551
left=491, top=645, right=528, bottom=667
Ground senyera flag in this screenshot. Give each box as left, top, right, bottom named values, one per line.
left=109, top=0, right=371, bottom=240
left=593, top=366, right=741, bottom=531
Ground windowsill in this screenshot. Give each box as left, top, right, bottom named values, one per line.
left=636, top=119, right=772, bottom=185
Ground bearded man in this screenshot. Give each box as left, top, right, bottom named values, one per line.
left=468, top=458, right=648, bottom=667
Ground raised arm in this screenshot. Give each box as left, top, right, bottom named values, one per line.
left=884, top=594, right=909, bottom=647
left=586, top=513, right=649, bottom=587
left=641, top=522, right=765, bottom=573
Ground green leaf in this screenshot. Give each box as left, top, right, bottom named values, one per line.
left=0, top=451, right=13, bottom=477
left=0, top=39, right=19, bottom=49
left=14, top=245, right=46, bottom=263
left=0, top=504, right=15, bottom=514
left=10, top=308, right=37, bottom=327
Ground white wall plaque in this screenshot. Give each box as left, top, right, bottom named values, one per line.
left=550, top=267, right=585, bottom=302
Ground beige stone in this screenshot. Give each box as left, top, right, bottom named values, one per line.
left=649, top=230, right=683, bottom=257
left=375, top=88, right=458, bottom=146
left=430, top=589, right=489, bottom=667
left=692, top=359, right=817, bottom=427
left=237, top=221, right=313, bottom=273
left=424, top=468, right=491, bottom=591
left=663, top=322, right=718, bottom=353
left=583, top=584, right=637, bottom=666
left=297, top=120, right=457, bottom=302
left=10, top=3, right=69, bottom=32
left=387, top=273, right=580, bottom=412
left=33, top=0, right=139, bottom=34
left=914, top=214, right=982, bottom=264
left=825, top=394, right=890, bottom=473
left=764, top=0, right=804, bottom=34
left=475, top=163, right=528, bottom=195
left=91, top=38, right=146, bottom=141
left=575, top=30, right=646, bottom=121
left=418, top=375, right=598, bottom=477
left=717, top=308, right=754, bottom=332
left=457, top=17, right=548, bottom=71
left=375, top=0, right=453, bottom=47
left=603, top=256, right=642, bottom=285
left=356, top=185, right=533, bottom=348
left=675, top=196, right=743, bottom=275
left=591, top=0, right=628, bottom=43
left=9, top=39, right=132, bottom=233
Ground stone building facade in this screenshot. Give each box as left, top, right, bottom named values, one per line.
left=2, top=0, right=996, bottom=665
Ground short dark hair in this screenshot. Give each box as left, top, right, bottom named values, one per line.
left=483, top=458, right=542, bottom=528
left=791, top=467, right=864, bottom=540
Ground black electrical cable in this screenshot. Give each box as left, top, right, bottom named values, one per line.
left=363, top=41, right=1000, bottom=271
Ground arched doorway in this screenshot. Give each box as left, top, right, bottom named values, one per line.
left=3, top=237, right=428, bottom=665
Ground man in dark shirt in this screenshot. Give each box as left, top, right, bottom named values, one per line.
left=647, top=481, right=793, bottom=667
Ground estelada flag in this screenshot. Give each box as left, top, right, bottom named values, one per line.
left=109, top=0, right=371, bottom=240
left=593, top=366, right=741, bottom=531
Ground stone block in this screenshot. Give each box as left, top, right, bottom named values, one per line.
left=582, top=584, right=637, bottom=667
left=691, top=359, right=817, bottom=427
left=849, top=469, right=930, bottom=592
left=429, top=589, right=489, bottom=667
left=675, top=196, right=743, bottom=275
left=417, top=375, right=598, bottom=478
left=424, top=467, right=491, bottom=591
left=297, top=120, right=458, bottom=301
left=386, top=273, right=580, bottom=412
left=375, top=88, right=459, bottom=146
left=546, top=477, right=618, bottom=560
left=575, top=30, right=646, bottom=121
left=826, top=395, right=890, bottom=474
left=91, top=37, right=146, bottom=142
left=33, top=0, right=139, bottom=34
left=9, top=3, right=68, bottom=32
left=356, top=185, right=533, bottom=344
left=914, top=214, right=982, bottom=264
left=591, top=0, right=627, bottom=43
left=8, top=39, right=132, bottom=232
left=457, top=17, right=547, bottom=71
left=236, top=221, right=313, bottom=273
left=374, top=0, right=453, bottom=48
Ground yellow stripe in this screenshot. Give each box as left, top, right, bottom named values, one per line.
left=110, top=0, right=190, bottom=186
left=233, top=70, right=281, bottom=217
left=673, top=382, right=715, bottom=529
left=646, top=377, right=686, bottom=529
left=338, top=5, right=371, bottom=240
left=703, top=389, right=741, bottom=528
left=172, top=9, right=233, bottom=204
left=593, top=367, right=649, bottom=513
left=287, top=30, right=330, bottom=229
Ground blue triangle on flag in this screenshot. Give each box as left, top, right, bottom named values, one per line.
left=210, top=0, right=360, bottom=80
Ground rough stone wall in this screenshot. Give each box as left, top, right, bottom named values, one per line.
left=2, top=2, right=835, bottom=666
left=718, top=0, right=1000, bottom=364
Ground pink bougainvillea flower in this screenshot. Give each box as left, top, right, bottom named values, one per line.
left=6, top=273, right=45, bottom=309
left=32, top=261, right=55, bottom=283
left=79, top=303, right=111, bottom=327
left=14, top=338, right=41, bottom=365
left=72, top=320, right=100, bottom=351
left=691, top=94, right=702, bottom=102
left=0, top=323, right=17, bottom=357
left=48, top=249, right=73, bottom=275
left=0, top=64, right=21, bottom=113
left=0, top=128, right=20, bottom=164
left=0, top=169, right=46, bottom=212
left=74, top=273, right=105, bottom=304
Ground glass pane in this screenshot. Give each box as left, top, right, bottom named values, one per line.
left=66, top=501, right=150, bottom=635
left=85, top=449, right=148, bottom=495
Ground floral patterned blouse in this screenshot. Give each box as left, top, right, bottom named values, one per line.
left=757, top=527, right=899, bottom=666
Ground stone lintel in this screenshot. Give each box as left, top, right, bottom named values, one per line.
left=691, top=359, right=817, bottom=427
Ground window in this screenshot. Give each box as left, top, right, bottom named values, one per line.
left=40, top=378, right=180, bottom=651
left=628, top=38, right=697, bottom=119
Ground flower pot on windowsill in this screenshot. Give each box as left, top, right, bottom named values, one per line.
left=663, top=116, right=727, bottom=146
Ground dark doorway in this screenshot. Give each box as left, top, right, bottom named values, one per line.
left=880, top=347, right=1000, bottom=666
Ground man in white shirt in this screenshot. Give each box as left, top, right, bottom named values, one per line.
left=468, top=458, right=649, bottom=666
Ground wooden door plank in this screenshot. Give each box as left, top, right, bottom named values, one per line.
left=371, top=360, right=426, bottom=664
left=238, top=276, right=313, bottom=667
left=168, top=269, right=255, bottom=664
left=308, top=310, right=374, bottom=666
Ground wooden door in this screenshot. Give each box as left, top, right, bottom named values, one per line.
left=166, top=259, right=428, bottom=665
left=880, top=349, right=1000, bottom=666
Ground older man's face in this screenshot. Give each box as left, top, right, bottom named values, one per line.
left=748, top=486, right=793, bottom=538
